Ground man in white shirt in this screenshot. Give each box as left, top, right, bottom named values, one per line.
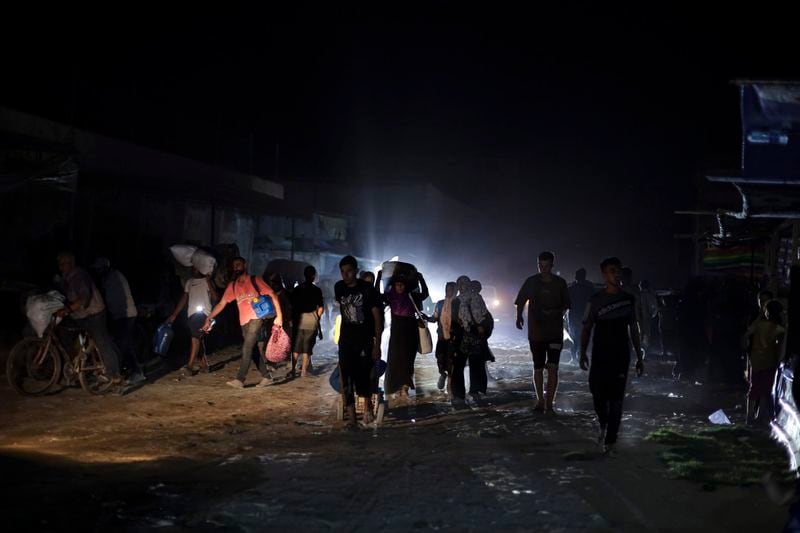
left=167, top=267, right=219, bottom=373
left=91, top=257, right=144, bottom=384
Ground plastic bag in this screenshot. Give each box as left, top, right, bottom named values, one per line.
left=333, top=314, right=342, bottom=345
left=25, top=291, right=66, bottom=338
left=169, top=244, right=197, bottom=267
left=417, top=322, right=433, bottom=354
left=708, top=409, right=732, bottom=425
left=191, top=249, right=217, bottom=276
left=265, top=324, right=291, bottom=363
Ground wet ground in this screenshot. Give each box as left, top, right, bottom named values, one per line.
left=0, top=322, right=791, bottom=532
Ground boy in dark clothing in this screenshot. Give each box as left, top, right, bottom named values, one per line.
left=335, top=255, right=383, bottom=427
left=580, top=256, right=644, bottom=455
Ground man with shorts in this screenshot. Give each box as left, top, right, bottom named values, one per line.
left=515, top=251, right=570, bottom=412
left=168, top=266, right=219, bottom=374
left=290, top=265, right=324, bottom=377
left=580, top=257, right=644, bottom=455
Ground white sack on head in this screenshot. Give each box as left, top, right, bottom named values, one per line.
left=191, top=249, right=217, bottom=276
left=169, top=244, right=197, bottom=267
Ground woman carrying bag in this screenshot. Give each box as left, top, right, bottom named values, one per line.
left=382, top=271, right=429, bottom=399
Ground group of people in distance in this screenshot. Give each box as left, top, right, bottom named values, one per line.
left=330, top=250, right=644, bottom=451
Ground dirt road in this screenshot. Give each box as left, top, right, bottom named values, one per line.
left=0, top=325, right=790, bottom=532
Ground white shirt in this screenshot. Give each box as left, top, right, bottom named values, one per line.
left=103, top=269, right=137, bottom=320
left=185, top=277, right=213, bottom=316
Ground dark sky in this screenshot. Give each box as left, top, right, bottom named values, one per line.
left=3, top=3, right=797, bottom=287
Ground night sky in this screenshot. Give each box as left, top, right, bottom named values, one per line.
left=3, top=3, right=797, bottom=287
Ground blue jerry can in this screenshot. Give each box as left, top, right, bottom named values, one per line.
left=153, top=323, right=174, bottom=356
left=251, top=296, right=276, bottom=319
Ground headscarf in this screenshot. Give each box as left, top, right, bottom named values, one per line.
left=457, top=279, right=488, bottom=330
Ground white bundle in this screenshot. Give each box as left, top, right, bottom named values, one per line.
left=169, top=244, right=197, bottom=267
left=191, top=249, right=217, bottom=276
left=26, top=291, right=66, bottom=338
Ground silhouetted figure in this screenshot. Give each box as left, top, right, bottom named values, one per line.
left=580, top=257, right=644, bottom=455
left=568, top=268, right=595, bottom=362
left=638, top=280, right=659, bottom=357
left=56, top=252, right=122, bottom=383
left=384, top=275, right=421, bottom=398
left=91, top=257, right=145, bottom=383
left=745, top=299, right=785, bottom=425
left=515, top=251, right=570, bottom=413
left=290, top=265, right=324, bottom=377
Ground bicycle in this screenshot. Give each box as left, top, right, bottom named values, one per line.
left=6, top=317, right=116, bottom=395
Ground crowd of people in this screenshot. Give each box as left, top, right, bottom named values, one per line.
left=44, top=247, right=786, bottom=446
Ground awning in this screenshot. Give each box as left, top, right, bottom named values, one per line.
left=706, top=176, right=800, bottom=219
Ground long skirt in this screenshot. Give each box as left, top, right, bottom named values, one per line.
left=385, top=314, right=418, bottom=395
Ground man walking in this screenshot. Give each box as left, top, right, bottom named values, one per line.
left=167, top=266, right=219, bottom=374
left=567, top=268, right=595, bottom=363
left=203, top=257, right=283, bottom=388
left=335, top=255, right=383, bottom=427
left=56, top=252, right=123, bottom=384
left=91, top=257, right=145, bottom=384
left=515, top=251, right=570, bottom=412
left=580, top=257, right=644, bottom=455
left=290, top=265, right=324, bottom=378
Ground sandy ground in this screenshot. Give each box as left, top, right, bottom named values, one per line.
left=0, top=322, right=791, bottom=532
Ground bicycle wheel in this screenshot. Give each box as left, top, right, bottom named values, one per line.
left=77, top=343, right=115, bottom=395
left=6, top=337, right=62, bottom=395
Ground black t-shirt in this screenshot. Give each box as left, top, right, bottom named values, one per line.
left=584, top=289, right=637, bottom=366
left=335, top=279, right=380, bottom=344
left=291, top=282, right=324, bottom=317
left=515, top=274, right=570, bottom=340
